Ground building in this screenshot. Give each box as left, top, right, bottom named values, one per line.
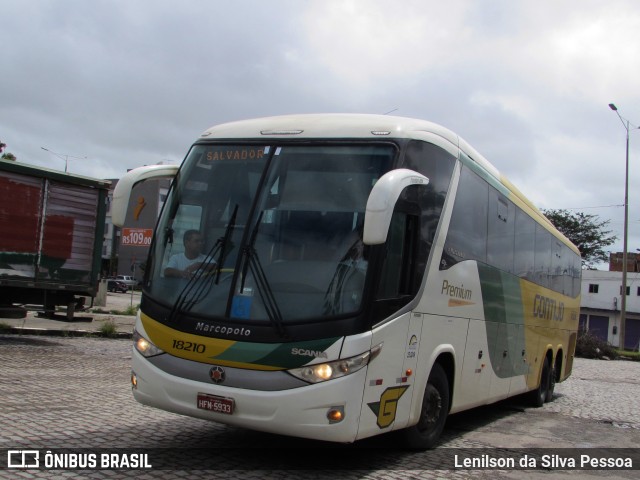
left=580, top=269, right=640, bottom=351
left=101, top=178, right=119, bottom=277
left=609, top=252, right=640, bottom=273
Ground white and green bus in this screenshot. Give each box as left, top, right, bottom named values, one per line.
left=112, top=114, right=581, bottom=448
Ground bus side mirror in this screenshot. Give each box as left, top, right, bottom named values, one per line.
left=112, top=164, right=179, bottom=227
left=363, top=169, right=429, bottom=245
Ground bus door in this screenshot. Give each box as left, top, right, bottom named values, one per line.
left=458, top=318, right=494, bottom=408
left=507, top=322, right=529, bottom=395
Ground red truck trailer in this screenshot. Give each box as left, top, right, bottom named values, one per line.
left=0, top=159, right=109, bottom=319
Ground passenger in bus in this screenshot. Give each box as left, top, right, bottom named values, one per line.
left=164, top=230, right=216, bottom=279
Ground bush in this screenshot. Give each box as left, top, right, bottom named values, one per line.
left=98, top=321, right=118, bottom=338
left=575, top=330, right=617, bottom=360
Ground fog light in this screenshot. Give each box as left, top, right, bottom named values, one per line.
left=131, top=371, right=137, bottom=389
left=327, top=406, right=344, bottom=424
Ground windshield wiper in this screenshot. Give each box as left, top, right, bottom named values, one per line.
left=237, top=211, right=287, bottom=338
left=169, top=205, right=238, bottom=321
left=214, top=204, right=238, bottom=285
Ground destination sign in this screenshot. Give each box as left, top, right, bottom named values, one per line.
left=205, top=147, right=266, bottom=162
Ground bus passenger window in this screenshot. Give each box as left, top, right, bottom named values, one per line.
left=442, top=166, right=488, bottom=269
left=487, top=191, right=515, bottom=273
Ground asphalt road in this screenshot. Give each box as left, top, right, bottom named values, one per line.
left=1, top=332, right=639, bottom=479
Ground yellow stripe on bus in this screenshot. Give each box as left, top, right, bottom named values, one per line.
left=140, top=313, right=284, bottom=370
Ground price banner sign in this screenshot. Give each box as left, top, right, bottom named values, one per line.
left=121, top=228, right=153, bottom=247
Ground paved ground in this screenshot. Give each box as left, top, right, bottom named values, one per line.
left=1, top=296, right=640, bottom=479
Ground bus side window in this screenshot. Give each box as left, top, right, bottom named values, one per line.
left=442, top=165, right=488, bottom=269
left=535, top=223, right=551, bottom=289
left=487, top=190, right=515, bottom=273
left=377, top=211, right=420, bottom=300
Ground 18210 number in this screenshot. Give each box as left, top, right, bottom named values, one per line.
left=172, top=339, right=206, bottom=353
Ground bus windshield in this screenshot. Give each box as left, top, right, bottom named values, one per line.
left=147, top=143, right=396, bottom=327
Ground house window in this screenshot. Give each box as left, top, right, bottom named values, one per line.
left=588, top=284, right=599, bottom=293
left=620, top=285, right=630, bottom=296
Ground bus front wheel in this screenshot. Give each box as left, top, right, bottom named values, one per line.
left=402, top=363, right=449, bottom=450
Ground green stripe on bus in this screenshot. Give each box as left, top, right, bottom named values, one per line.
left=478, top=263, right=527, bottom=378
left=213, top=337, right=342, bottom=369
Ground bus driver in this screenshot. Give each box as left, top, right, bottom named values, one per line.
left=164, top=230, right=216, bottom=279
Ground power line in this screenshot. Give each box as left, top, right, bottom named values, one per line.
left=561, top=204, right=624, bottom=210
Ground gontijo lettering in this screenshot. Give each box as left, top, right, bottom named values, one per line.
left=533, top=294, right=564, bottom=321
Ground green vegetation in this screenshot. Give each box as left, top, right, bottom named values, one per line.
left=615, top=349, right=640, bottom=361
left=542, top=209, right=616, bottom=268
left=576, top=330, right=640, bottom=361
left=575, top=330, right=618, bottom=360
left=124, top=305, right=139, bottom=316
left=98, top=321, right=118, bottom=338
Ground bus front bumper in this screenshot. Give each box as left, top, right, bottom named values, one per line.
left=131, top=348, right=367, bottom=443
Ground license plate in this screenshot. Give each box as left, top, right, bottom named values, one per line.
left=197, top=393, right=234, bottom=415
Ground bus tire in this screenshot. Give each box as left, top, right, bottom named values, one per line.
left=402, top=363, right=449, bottom=450
left=546, top=360, right=558, bottom=403
left=530, top=356, right=551, bottom=408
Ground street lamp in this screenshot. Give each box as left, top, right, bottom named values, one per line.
left=41, top=147, right=87, bottom=173
left=608, top=103, right=640, bottom=350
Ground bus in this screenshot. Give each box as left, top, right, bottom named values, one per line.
left=112, top=114, right=581, bottom=448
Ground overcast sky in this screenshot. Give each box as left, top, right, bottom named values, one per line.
left=2, top=0, right=640, bottom=263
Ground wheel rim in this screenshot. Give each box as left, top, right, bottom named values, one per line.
left=417, top=384, right=442, bottom=432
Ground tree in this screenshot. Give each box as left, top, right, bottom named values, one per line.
left=0, top=141, right=16, bottom=161
left=542, top=209, right=617, bottom=268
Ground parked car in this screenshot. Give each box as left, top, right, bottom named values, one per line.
left=107, top=280, right=129, bottom=293
left=114, top=275, right=137, bottom=287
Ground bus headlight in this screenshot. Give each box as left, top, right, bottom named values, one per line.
left=288, top=343, right=382, bottom=384
left=133, top=330, right=165, bottom=358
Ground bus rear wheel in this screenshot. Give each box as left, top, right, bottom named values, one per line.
left=546, top=359, right=558, bottom=403
left=402, top=363, right=449, bottom=450
left=530, top=356, right=551, bottom=408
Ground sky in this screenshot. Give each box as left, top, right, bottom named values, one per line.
left=2, top=0, right=640, bottom=265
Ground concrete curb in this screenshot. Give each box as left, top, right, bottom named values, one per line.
left=0, top=326, right=133, bottom=339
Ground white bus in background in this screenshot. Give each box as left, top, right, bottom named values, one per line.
left=112, top=114, right=581, bottom=448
